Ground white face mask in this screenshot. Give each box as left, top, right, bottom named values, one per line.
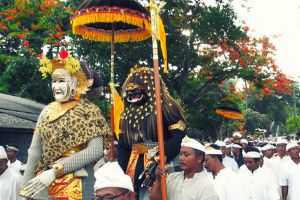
left=51, top=69, right=77, bottom=102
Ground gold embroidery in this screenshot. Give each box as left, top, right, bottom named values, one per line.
left=46, top=101, right=78, bottom=122
left=49, top=173, right=82, bottom=200
left=168, top=120, right=185, bottom=131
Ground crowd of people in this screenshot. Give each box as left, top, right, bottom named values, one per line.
left=1, top=134, right=299, bottom=200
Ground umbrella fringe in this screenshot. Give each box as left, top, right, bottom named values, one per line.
left=71, top=12, right=168, bottom=72
left=72, top=12, right=151, bottom=42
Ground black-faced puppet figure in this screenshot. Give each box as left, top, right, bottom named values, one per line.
left=117, top=66, right=186, bottom=198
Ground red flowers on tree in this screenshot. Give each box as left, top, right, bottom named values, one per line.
left=197, top=26, right=293, bottom=101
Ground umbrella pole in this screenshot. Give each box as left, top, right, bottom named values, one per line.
left=110, top=24, right=115, bottom=159
left=150, top=0, right=167, bottom=199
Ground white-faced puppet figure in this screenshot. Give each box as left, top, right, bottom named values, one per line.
left=20, top=52, right=110, bottom=200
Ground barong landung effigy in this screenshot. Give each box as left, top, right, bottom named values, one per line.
left=117, top=66, right=186, bottom=195
left=19, top=51, right=110, bottom=200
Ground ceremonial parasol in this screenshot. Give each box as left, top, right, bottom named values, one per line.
left=71, top=0, right=153, bottom=141
left=71, top=1, right=168, bottom=198
left=216, top=105, right=244, bottom=120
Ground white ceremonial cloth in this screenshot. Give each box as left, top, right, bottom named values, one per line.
left=167, top=170, right=219, bottom=200
left=0, top=167, right=22, bottom=200
left=222, top=156, right=239, bottom=172
left=263, top=156, right=273, bottom=169
left=269, top=155, right=290, bottom=174
left=8, top=159, right=23, bottom=175
left=238, top=166, right=280, bottom=200
left=278, top=159, right=300, bottom=200
left=213, top=168, right=245, bottom=200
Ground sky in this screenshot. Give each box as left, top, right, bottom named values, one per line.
left=232, top=0, right=300, bottom=80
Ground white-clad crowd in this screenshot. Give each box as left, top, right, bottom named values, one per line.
left=1, top=135, right=299, bottom=200
left=0, top=146, right=22, bottom=200
left=209, top=136, right=300, bottom=200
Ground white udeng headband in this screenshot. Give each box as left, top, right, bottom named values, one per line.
left=6, top=145, right=20, bottom=152
left=243, top=151, right=261, bottom=158
left=231, top=144, right=242, bottom=148
left=181, top=136, right=205, bottom=151
left=205, top=146, right=222, bottom=155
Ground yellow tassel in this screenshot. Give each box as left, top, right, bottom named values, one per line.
left=72, top=12, right=152, bottom=43
left=110, top=85, right=124, bottom=140
left=158, top=16, right=168, bottom=73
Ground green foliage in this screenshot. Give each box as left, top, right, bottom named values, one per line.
left=0, top=0, right=295, bottom=140
left=244, top=108, right=271, bottom=134
left=286, top=115, right=300, bottom=134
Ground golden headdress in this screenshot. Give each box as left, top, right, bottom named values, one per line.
left=38, top=50, right=93, bottom=101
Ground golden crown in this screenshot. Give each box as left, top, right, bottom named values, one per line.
left=38, top=50, right=80, bottom=78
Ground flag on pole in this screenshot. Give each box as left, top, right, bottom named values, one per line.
left=110, top=84, right=124, bottom=139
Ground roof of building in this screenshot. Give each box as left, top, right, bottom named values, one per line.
left=0, top=93, right=45, bottom=129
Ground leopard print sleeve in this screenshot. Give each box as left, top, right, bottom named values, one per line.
left=22, top=133, right=43, bottom=188
left=59, top=136, right=104, bottom=174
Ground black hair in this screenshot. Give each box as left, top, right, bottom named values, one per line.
left=232, top=142, right=243, bottom=154
left=245, top=147, right=261, bottom=162
left=208, top=144, right=223, bottom=162
left=6, top=143, right=20, bottom=151
left=245, top=146, right=260, bottom=153
left=193, top=149, right=205, bottom=164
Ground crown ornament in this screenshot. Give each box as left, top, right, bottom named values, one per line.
left=38, top=50, right=80, bottom=78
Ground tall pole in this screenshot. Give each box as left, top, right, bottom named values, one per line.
left=150, top=0, right=167, bottom=199
left=293, top=84, right=298, bottom=134
left=110, top=24, right=115, bottom=159
left=244, top=80, right=248, bottom=110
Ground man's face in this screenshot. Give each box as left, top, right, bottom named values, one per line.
left=241, top=143, right=248, bottom=149
left=232, top=147, right=240, bottom=155
left=220, top=146, right=226, bottom=156
left=264, top=149, right=274, bottom=158
left=0, top=159, right=8, bottom=175
left=6, top=149, right=17, bottom=160
left=51, top=69, right=76, bottom=102
left=244, top=157, right=259, bottom=172
left=203, top=154, right=216, bottom=173
left=288, top=146, right=300, bottom=159
left=276, top=143, right=287, bottom=157
left=104, top=144, right=118, bottom=162
left=225, top=147, right=231, bottom=156
left=95, top=187, right=135, bottom=200
left=179, top=146, right=202, bottom=172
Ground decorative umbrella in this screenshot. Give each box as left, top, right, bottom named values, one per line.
left=71, top=0, right=152, bottom=43
left=71, top=1, right=168, bottom=198
left=71, top=0, right=153, bottom=141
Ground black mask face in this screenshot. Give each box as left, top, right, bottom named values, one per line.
left=125, top=87, right=148, bottom=105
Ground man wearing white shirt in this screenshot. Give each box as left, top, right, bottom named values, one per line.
left=232, top=143, right=244, bottom=168
left=238, top=147, right=280, bottom=200
left=6, top=144, right=23, bottom=175
left=261, top=144, right=276, bottom=169
left=150, top=136, right=219, bottom=200
left=204, top=144, right=244, bottom=200
left=269, top=138, right=290, bottom=173
left=278, top=142, right=300, bottom=200
left=240, top=139, right=249, bottom=151
left=0, top=146, right=22, bottom=200
left=215, top=141, right=239, bottom=172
